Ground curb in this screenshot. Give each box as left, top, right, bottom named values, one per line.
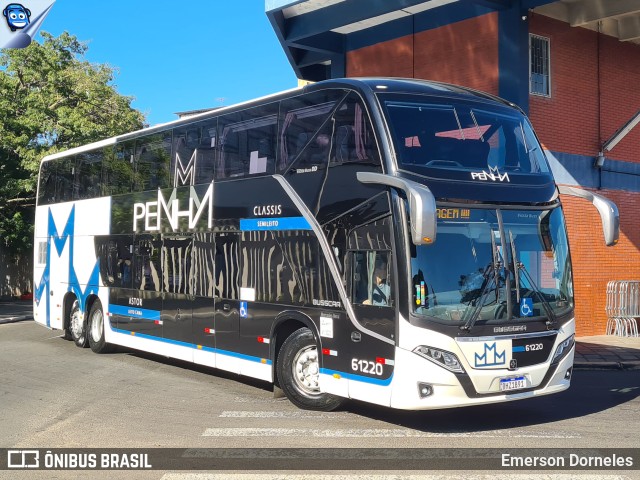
left=574, top=360, right=640, bottom=371
left=0, top=315, right=33, bottom=325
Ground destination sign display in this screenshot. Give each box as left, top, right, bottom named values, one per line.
left=436, top=208, right=471, bottom=220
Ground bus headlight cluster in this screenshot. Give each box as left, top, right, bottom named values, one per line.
left=413, top=346, right=465, bottom=374
left=551, top=334, right=575, bottom=363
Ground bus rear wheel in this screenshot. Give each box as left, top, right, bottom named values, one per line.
left=276, top=327, right=345, bottom=411
left=88, top=300, right=112, bottom=354
left=69, top=300, right=88, bottom=348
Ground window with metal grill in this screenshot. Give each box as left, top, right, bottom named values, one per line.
left=530, top=34, right=550, bottom=97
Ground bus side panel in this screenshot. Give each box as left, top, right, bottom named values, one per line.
left=343, top=334, right=394, bottom=407
left=33, top=205, right=50, bottom=327
left=315, top=311, right=351, bottom=399
left=33, top=198, right=111, bottom=329
left=313, top=308, right=395, bottom=405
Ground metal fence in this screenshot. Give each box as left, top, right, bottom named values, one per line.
left=606, top=281, right=640, bottom=337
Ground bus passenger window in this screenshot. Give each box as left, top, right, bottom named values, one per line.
left=214, top=233, right=239, bottom=300
left=332, top=93, right=381, bottom=166
left=95, top=236, right=133, bottom=288
left=133, top=133, right=171, bottom=192
left=104, top=144, right=133, bottom=196
left=294, top=123, right=334, bottom=169
left=56, top=156, right=75, bottom=203
left=278, top=90, right=346, bottom=172
left=163, top=235, right=192, bottom=294
left=172, top=123, right=216, bottom=187
left=217, top=104, right=278, bottom=179
left=74, top=150, right=103, bottom=200
left=192, top=232, right=215, bottom=297
left=196, top=122, right=217, bottom=184
left=352, top=251, right=393, bottom=307
left=133, top=237, right=162, bottom=292
left=37, top=160, right=57, bottom=205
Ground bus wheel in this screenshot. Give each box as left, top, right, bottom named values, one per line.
left=276, top=327, right=344, bottom=411
left=62, top=326, right=73, bottom=341
left=69, top=300, right=88, bottom=348
left=88, top=300, right=112, bottom=354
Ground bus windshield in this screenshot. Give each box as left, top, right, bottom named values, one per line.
left=381, top=95, right=551, bottom=180
left=412, top=207, right=573, bottom=325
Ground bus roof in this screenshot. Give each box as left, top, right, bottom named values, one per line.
left=41, top=77, right=517, bottom=162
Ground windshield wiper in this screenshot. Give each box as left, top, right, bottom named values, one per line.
left=509, top=230, right=520, bottom=305
left=460, top=233, right=501, bottom=332
left=509, top=230, right=558, bottom=329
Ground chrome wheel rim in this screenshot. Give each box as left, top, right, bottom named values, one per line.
left=70, top=307, right=83, bottom=339
left=292, top=345, right=320, bottom=395
left=90, top=309, right=103, bottom=343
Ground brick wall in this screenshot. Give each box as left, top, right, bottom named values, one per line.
left=413, top=13, right=499, bottom=95
left=346, top=35, right=414, bottom=78
left=529, top=15, right=640, bottom=163
left=561, top=189, right=640, bottom=336
left=530, top=15, right=640, bottom=335
left=347, top=13, right=499, bottom=95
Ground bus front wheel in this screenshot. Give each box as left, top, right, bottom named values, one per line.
left=276, top=327, right=344, bottom=411
left=88, top=300, right=112, bottom=354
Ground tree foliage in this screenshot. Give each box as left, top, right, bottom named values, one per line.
left=0, top=31, right=146, bottom=254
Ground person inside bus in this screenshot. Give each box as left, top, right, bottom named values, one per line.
left=118, top=257, right=132, bottom=286
left=363, top=263, right=390, bottom=306
left=296, top=131, right=332, bottom=167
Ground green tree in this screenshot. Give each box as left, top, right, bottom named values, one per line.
left=0, top=31, right=146, bottom=254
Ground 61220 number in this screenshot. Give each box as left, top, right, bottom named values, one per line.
left=351, top=358, right=383, bottom=376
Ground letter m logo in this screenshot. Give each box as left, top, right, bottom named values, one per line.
left=174, top=150, right=197, bottom=187
left=474, top=342, right=506, bottom=367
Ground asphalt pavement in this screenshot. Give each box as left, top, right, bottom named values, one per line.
left=2, top=300, right=639, bottom=370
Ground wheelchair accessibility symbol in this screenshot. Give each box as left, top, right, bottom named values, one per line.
left=520, top=298, right=533, bottom=317
left=239, top=301, right=248, bottom=318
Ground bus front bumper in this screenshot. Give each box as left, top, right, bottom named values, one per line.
left=389, top=345, right=574, bottom=410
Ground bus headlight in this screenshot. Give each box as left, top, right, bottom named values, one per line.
left=551, top=334, right=575, bottom=363
left=413, top=346, right=465, bottom=374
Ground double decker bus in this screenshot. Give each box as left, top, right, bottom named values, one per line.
left=34, top=78, right=619, bottom=411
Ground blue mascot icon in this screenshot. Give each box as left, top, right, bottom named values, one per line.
left=3, top=3, right=31, bottom=31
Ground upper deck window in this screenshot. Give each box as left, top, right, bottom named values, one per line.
left=381, top=95, right=551, bottom=183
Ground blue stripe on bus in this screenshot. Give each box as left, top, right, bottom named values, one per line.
left=109, top=304, right=161, bottom=321
left=111, top=327, right=272, bottom=365
left=512, top=346, right=526, bottom=352
left=239, top=216, right=312, bottom=231
left=214, top=347, right=273, bottom=365
left=320, top=368, right=394, bottom=386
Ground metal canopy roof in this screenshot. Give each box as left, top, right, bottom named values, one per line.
left=535, top=0, right=640, bottom=44
left=266, top=0, right=640, bottom=81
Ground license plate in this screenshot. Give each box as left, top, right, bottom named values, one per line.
left=499, top=376, right=526, bottom=392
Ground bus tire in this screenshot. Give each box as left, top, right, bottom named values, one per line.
left=69, top=300, right=88, bottom=348
left=276, top=327, right=345, bottom=411
left=88, top=300, right=112, bottom=354
left=62, top=326, right=73, bottom=341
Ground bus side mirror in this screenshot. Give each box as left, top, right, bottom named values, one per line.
left=558, top=185, right=619, bottom=246
left=357, top=172, right=437, bottom=245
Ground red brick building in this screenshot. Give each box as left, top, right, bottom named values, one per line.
left=267, top=0, right=640, bottom=335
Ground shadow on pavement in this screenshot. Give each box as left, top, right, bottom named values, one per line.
left=345, top=368, right=640, bottom=432
left=121, top=343, right=640, bottom=433
left=576, top=341, right=640, bottom=365
left=42, top=325, right=640, bottom=433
